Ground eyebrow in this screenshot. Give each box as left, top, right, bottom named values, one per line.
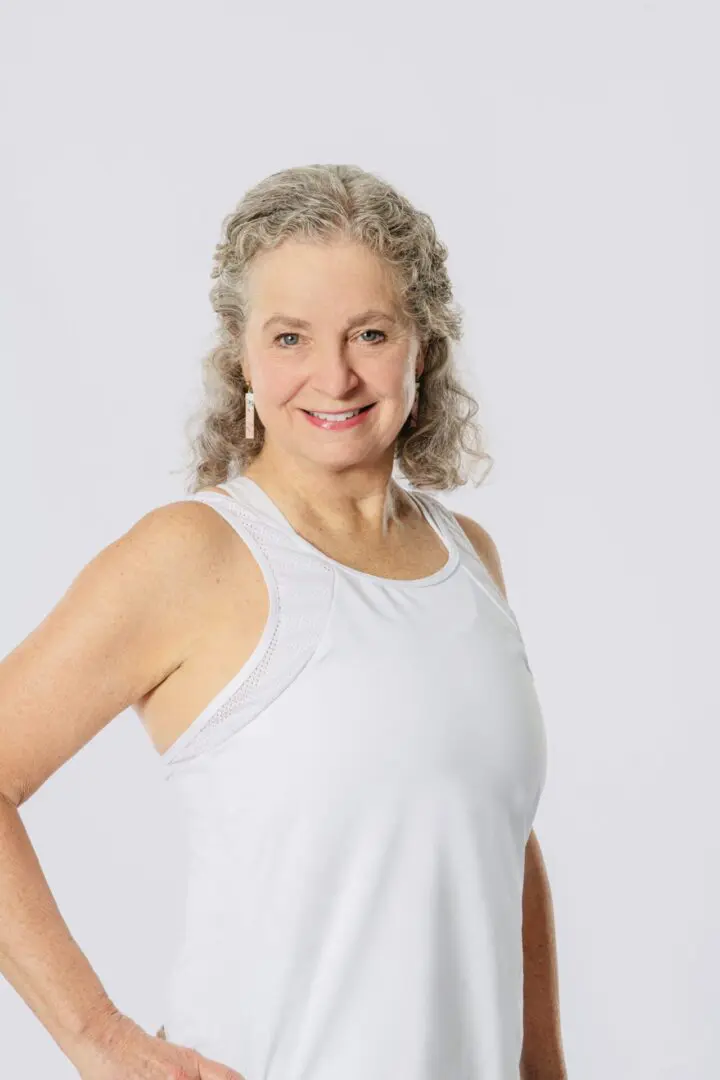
left=261, top=309, right=397, bottom=333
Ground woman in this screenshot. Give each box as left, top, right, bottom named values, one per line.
left=0, top=165, right=565, bottom=1079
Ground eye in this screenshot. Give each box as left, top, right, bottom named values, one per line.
left=274, top=332, right=301, bottom=348
left=273, top=329, right=387, bottom=348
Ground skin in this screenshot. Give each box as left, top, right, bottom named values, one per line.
left=0, top=236, right=566, bottom=1078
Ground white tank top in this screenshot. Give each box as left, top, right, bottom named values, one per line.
left=159, top=475, right=547, bottom=1080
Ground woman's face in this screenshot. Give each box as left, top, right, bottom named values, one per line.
left=242, top=238, right=424, bottom=470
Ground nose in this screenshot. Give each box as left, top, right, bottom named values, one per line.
left=308, top=347, right=361, bottom=401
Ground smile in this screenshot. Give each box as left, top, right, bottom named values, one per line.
left=302, top=403, right=376, bottom=430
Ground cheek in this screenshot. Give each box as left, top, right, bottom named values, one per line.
left=376, top=369, right=414, bottom=402
left=365, top=355, right=412, bottom=396
left=256, top=369, right=305, bottom=405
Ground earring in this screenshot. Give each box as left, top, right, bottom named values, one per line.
left=245, top=386, right=255, bottom=439
left=409, top=377, right=421, bottom=429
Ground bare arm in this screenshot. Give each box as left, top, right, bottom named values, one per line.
left=0, top=792, right=117, bottom=1059
left=0, top=502, right=227, bottom=1065
left=519, top=830, right=568, bottom=1080
left=453, top=512, right=568, bottom=1079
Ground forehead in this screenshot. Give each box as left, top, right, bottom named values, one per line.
left=246, top=238, right=401, bottom=312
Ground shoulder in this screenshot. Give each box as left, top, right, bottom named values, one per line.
left=69, top=496, right=242, bottom=630
left=103, top=492, right=259, bottom=678
left=125, top=488, right=256, bottom=576
left=449, top=511, right=508, bottom=599
left=125, top=490, right=235, bottom=562
left=81, top=489, right=257, bottom=633
left=0, top=493, right=254, bottom=806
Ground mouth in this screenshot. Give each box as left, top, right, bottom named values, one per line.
left=301, top=403, right=376, bottom=418
left=301, top=402, right=377, bottom=430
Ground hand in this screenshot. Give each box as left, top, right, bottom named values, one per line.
left=68, top=1006, right=247, bottom=1079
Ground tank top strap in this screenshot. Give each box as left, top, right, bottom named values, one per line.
left=161, top=488, right=334, bottom=767
left=412, top=489, right=526, bottom=640
left=406, top=488, right=478, bottom=560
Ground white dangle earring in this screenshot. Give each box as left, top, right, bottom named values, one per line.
left=245, top=385, right=255, bottom=440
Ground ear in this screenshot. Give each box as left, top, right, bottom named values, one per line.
left=416, top=337, right=428, bottom=378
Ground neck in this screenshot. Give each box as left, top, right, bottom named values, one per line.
left=244, top=453, right=410, bottom=536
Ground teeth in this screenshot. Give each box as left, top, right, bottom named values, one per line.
left=309, top=408, right=362, bottom=421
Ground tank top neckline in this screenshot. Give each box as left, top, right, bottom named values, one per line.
left=220, top=475, right=460, bottom=589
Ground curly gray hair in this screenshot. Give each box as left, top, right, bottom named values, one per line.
left=182, top=164, right=493, bottom=492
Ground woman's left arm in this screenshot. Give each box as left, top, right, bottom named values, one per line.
left=519, top=830, right=568, bottom=1080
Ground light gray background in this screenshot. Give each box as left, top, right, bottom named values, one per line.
left=1, top=2, right=718, bottom=1077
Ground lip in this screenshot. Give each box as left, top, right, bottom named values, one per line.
left=302, top=402, right=377, bottom=431
left=301, top=404, right=376, bottom=415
